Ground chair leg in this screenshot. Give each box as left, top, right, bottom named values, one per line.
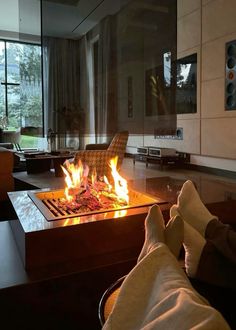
left=15, top=143, right=22, bottom=151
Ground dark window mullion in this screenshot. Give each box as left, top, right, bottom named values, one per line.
left=1, top=82, right=20, bottom=86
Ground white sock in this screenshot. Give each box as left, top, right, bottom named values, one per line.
left=183, top=222, right=206, bottom=278
left=170, top=180, right=217, bottom=236
left=165, top=215, right=184, bottom=258
left=138, top=204, right=165, bottom=263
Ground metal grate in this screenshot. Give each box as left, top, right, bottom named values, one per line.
left=28, top=189, right=165, bottom=222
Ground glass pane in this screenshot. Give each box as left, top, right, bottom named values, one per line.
left=0, top=41, right=5, bottom=122
left=6, top=42, right=42, bottom=141
left=0, top=84, right=5, bottom=121
left=0, top=41, right=5, bottom=83
left=7, top=85, right=21, bottom=128
left=18, top=43, right=42, bottom=129
left=42, top=0, right=177, bottom=139
left=6, top=42, right=20, bottom=84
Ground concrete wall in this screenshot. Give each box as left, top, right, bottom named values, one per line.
left=126, top=0, right=236, bottom=172
left=0, top=0, right=40, bottom=40
left=0, top=0, right=19, bottom=33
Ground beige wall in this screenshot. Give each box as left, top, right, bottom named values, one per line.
left=126, top=0, right=236, bottom=172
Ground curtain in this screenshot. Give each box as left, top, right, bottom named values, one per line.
left=96, top=15, right=118, bottom=143
left=79, top=16, right=118, bottom=145
left=42, top=37, right=85, bottom=149
left=79, top=35, right=96, bottom=145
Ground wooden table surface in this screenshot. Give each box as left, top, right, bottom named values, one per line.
left=1, top=175, right=236, bottom=329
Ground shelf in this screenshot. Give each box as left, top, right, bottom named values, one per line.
left=133, top=152, right=190, bottom=170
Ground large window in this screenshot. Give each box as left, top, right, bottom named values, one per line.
left=0, top=40, right=43, bottom=148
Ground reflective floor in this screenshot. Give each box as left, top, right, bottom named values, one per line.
left=121, top=157, right=236, bottom=184
left=121, top=157, right=236, bottom=205
left=14, top=156, right=236, bottom=206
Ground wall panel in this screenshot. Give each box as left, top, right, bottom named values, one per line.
left=201, top=117, right=236, bottom=158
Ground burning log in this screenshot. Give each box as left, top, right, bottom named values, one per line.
left=59, top=156, right=129, bottom=214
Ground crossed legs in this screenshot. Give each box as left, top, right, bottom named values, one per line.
left=171, top=180, right=236, bottom=289
left=103, top=201, right=230, bottom=330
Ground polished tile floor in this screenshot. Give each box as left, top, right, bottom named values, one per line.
left=120, top=157, right=236, bottom=205
left=14, top=157, right=236, bottom=205
left=121, top=157, right=236, bottom=184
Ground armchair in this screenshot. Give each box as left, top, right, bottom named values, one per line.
left=2, top=128, right=21, bottom=151
left=73, top=131, right=129, bottom=179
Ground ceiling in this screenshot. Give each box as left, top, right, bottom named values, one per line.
left=42, top=0, right=172, bottom=40
left=42, top=0, right=131, bottom=39
left=46, top=0, right=80, bottom=5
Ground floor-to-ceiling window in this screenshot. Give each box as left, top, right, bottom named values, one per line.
left=0, top=39, right=43, bottom=149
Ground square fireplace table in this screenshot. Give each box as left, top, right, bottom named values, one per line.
left=8, top=186, right=170, bottom=272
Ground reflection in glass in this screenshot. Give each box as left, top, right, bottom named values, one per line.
left=42, top=0, right=177, bottom=142
left=176, top=53, right=197, bottom=114
left=0, top=41, right=5, bottom=120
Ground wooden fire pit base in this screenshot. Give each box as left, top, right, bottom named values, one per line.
left=8, top=190, right=169, bottom=272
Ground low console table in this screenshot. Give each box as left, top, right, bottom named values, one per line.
left=133, top=152, right=190, bottom=170
left=21, top=151, right=75, bottom=177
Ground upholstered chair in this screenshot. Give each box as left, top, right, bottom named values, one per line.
left=73, top=131, right=129, bottom=179
left=0, top=147, right=14, bottom=201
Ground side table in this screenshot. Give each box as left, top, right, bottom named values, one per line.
left=22, top=151, right=75, bottom=176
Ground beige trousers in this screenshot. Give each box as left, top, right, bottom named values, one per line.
left=103, top=243, right=230, bottom=330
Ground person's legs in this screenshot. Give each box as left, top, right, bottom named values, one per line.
left=137, top=204, right=165, bottom=263
left=205, top=219, right=236, bottom=262
left=170, top=180, right=217, bottom=236
left=170, top=180, right=236, bottom=288
left=138, top=204, right=183, bottom=262
left=103, top=205, right=229, bottom=330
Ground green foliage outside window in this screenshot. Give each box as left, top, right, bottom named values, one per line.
left=0, top=41, right=43, bottom=138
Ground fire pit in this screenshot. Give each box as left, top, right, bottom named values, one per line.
left=28, top=156, right=159, bottom=221
left=9, top=157, right=169, bottom=272
left=28, top=188, right=159, bottom=221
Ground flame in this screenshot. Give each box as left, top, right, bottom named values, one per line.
left=61, top=159, right=85, bottom=201
left=103, top=175, right=112, bottom=192
left=61, top=155, right=129, bottom=209
left=109, top=156, right=129, bottom=204
left=91, top=168, right=97, bottom=185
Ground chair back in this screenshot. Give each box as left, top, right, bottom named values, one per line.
left=107, top=131, right=128, bottom=169
left=98, top=276, right=125, bottom=327
left=73, top=131, right=128, bottom=180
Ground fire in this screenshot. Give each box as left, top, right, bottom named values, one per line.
left=60, top=156, right=129, bottom=213
left=108, top=156, right=129, bottom=204
left=61, top=159, right=85, bottom=202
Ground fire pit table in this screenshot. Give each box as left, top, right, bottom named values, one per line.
left=8, top=187, right=169, bottom=272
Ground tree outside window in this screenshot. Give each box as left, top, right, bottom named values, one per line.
left=0, top=41, right=43, bottom=149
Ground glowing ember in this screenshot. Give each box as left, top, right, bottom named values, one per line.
left=59, top=156, right=129, bottom=213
